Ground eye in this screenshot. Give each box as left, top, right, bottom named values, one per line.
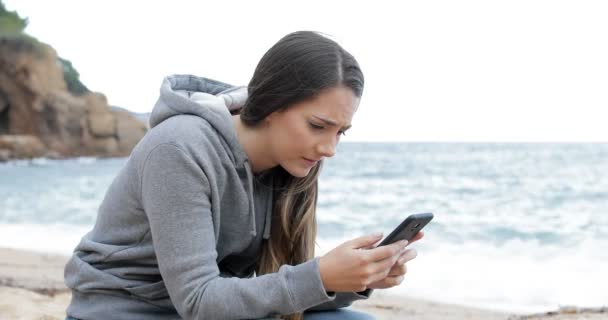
left=309, top=122, right=347, bottom=136
left=309, top=122, right=324, bottom=130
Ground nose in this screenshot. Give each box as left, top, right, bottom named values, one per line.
left=316, top=137, right=337, bottom=158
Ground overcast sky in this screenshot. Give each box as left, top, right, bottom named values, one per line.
left=5, top=0, right=608, bottom=142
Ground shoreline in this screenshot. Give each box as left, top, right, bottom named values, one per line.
left=0, top=247, right=605, bottom=320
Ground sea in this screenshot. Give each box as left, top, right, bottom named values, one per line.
left=1, top=143, right=606, bottom=313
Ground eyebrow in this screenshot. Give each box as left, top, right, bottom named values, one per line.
left=312, top=115, right=352, bottom=130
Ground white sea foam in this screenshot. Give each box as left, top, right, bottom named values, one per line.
left=315, top=234, right=608, bottom=313
left=0, top=223, right=91, bottom=256
left=76, top=157, right=98, bottom=164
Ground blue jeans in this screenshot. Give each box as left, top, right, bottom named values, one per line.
left=67, top=309, right=375, bottom=319
left=304, top=308, right=375, bottom=319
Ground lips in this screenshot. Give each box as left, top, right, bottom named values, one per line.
left=302, top=157, right=319, bottom=166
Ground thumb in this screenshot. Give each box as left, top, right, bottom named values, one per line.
left=348, top=233, right=383, bottom=249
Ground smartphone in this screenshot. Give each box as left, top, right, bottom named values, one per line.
left=378, top=212, right=434, bottom=246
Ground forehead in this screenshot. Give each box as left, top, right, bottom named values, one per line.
left=291, top=86, right=359, bottom=122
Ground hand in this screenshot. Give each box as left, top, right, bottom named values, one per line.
left=367, top=231, right=424, bottom=289
left=318, top=233, right=409, bottom=292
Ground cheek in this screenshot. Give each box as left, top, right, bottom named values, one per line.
left=278, top=121, right=313, bottom=155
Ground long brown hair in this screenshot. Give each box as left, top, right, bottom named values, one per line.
left=241, top=31, right=364, bottom=320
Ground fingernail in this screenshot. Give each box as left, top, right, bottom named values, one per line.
left=374, top=232, right=383, bottom=238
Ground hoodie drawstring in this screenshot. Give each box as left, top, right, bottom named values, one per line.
left=244, top=159, right=273, bottom=240
left=243, top=160, right=257, bottom=237
left=262, top=178, right=272, bottom=240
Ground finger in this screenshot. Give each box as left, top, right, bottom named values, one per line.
left=366, top=264, right=395, bottom=285
left=408, top=231, right=424, bottom=244
left=390, top=275, right=405, bottom=286
left=397, top=248, right=418, bottom=264
left=386, top=264, right=407, bottom=277
left=348, top=233, right=384, bottom=249
left=364, top=252, right=403, bottom=283
left=385, top=248, right=415, bottom=268
left=369, top=275, right=405, bottom=289
left=387, top=275, right=405, bottom=286
left=367, top=280, right=390, bottom=290
left=362, top=238, right=385, bottom=250
left=360, top=243, right=378, bottom=250
left=364, top=240, right=408, bottom=262
left=367, top=249, right=407, bottom=279
left=367, top=279, right=392, bottom=289
left=387, top=263, right=407, bottom=277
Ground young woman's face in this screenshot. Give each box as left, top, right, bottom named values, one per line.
left=265, top=86, right=360, bottom=178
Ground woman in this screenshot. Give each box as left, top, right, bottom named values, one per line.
left=64, top=31, right=422, bottom=320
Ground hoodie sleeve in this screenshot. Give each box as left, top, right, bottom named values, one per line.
left=305, top=289, right=373, bottom=311
left=141, top=143, right=336, bottom=320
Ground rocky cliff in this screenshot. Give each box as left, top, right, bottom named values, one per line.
left=0, top=36, right=147, bottom=161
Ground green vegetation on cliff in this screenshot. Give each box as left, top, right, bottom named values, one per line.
left=58, top=57, right=89, bottom=95
left=1, top=0, right=89, bottom=95
left=0, top=1, right=26, bottom=34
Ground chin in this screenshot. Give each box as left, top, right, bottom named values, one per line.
left=281, top=163, right=312, bottom=178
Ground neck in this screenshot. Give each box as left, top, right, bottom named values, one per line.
left=232, top=115, right=276, bottom=173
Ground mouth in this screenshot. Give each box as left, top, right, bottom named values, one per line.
left=302, top=157, right=319, bottom=166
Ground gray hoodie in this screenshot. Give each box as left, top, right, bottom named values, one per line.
left=64, top=75, right=370, bottom=320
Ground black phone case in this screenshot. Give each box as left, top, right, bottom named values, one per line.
left=378, top=212, right=433, bottom=246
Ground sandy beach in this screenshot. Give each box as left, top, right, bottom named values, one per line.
left=0, top=247, right=605, bottom=320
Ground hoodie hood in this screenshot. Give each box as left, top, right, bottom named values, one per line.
left=149, top=75, right=271, bottom=240
left=150, top=74, right=249, bottom=168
